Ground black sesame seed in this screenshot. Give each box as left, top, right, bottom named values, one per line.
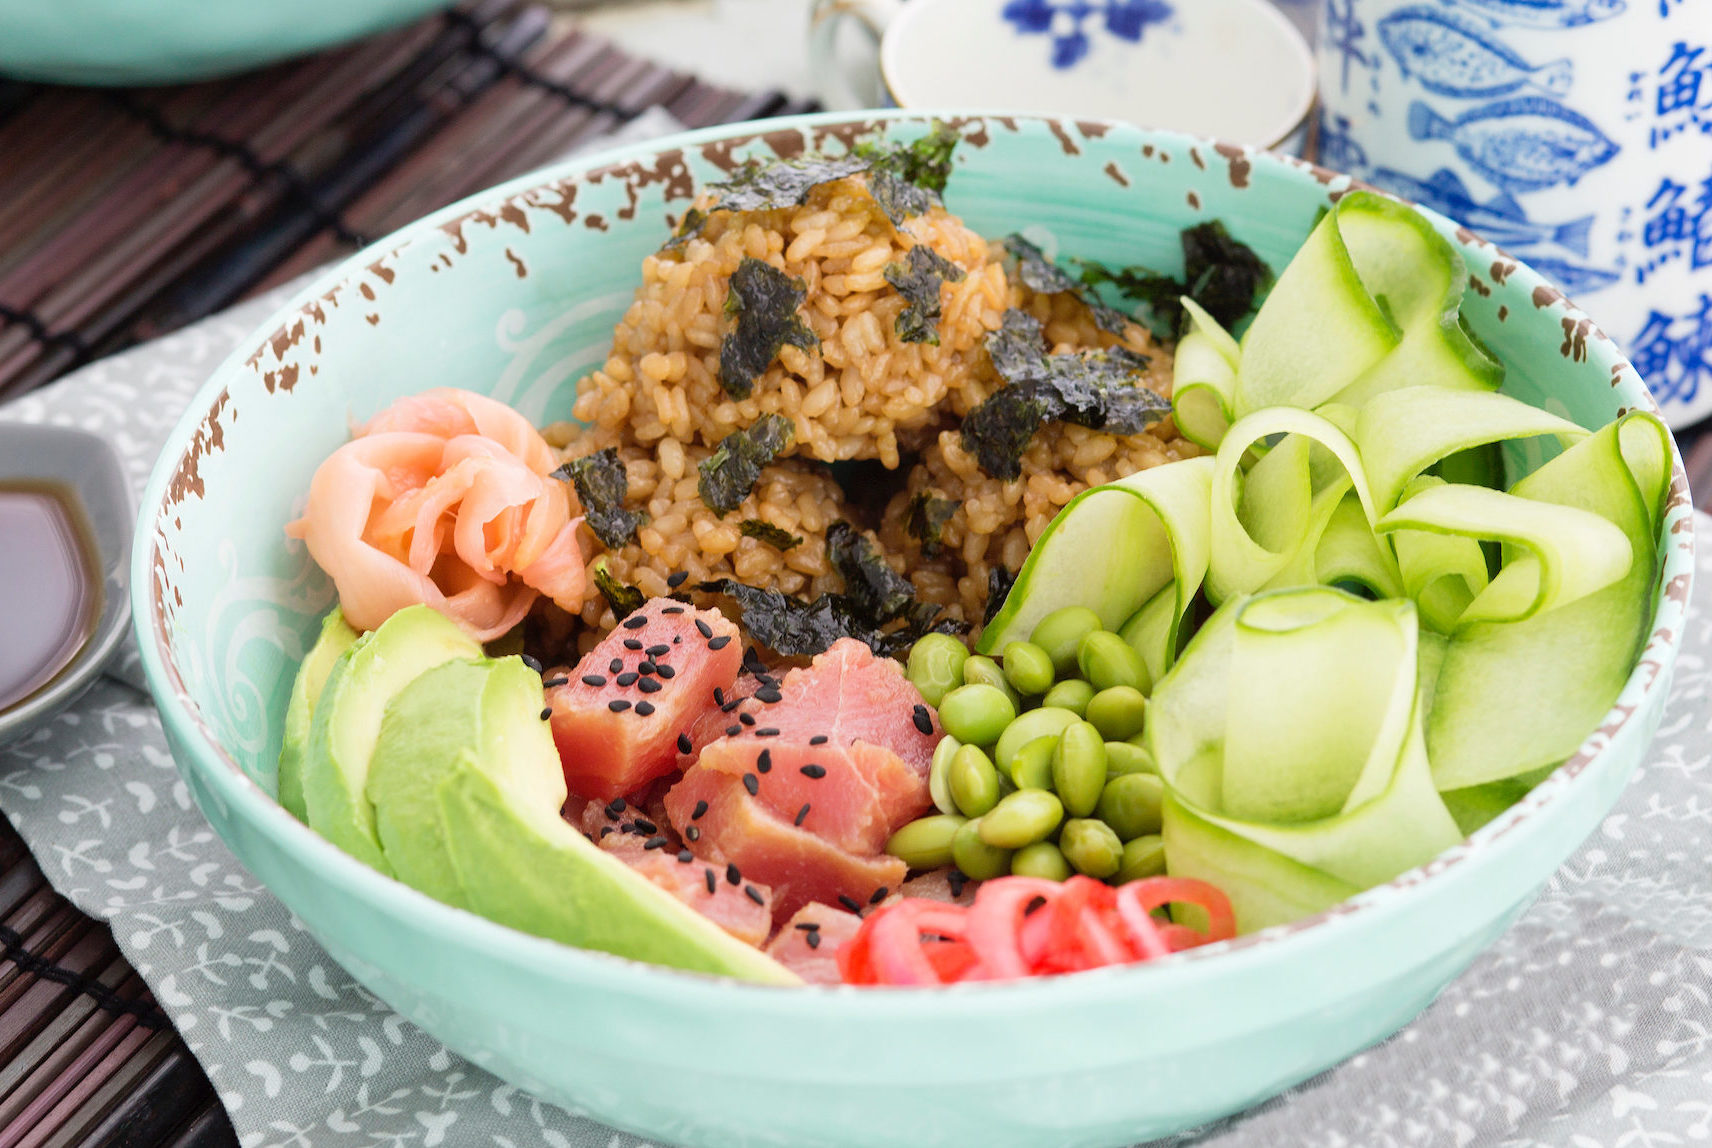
left=609, top=658, right=624, bottom=674
left=706, top=868, right=718, bottom=894
left=692, top=800, right=708, bottom=820
left=686, top=826, right=701, bottom=842
left=948, top=870, right=968, bottom=897
left=662, top=605, right=686, bottom=615
left=657, top=665, right=676, bottom=679
left=756, top=688, right=782, bottom=704
left=643, top=836, right=667, bottom=850
left=638, top=661, right=656, bottom=674
left=739, top=712, right=756, bottom=726
left=795, top=803, right=811, bottom=827
left=721, top=699, right=741, bottom=713
left=870, top=886, right=889, bottom=905
left=794, top=921, right=820, bottom=932
left=635, top=700, right=656, bottom=716
left=673, top=635, right=682, bottom=644
left=810, top=735, right=829, bottom=745
left=713, top=687, right=726, bottom=706
left=707, top=635, right=732, bottom=650
left=581, top=674, right=607, bottom=687
left=757, top=749, right=772, bottom=773
left=624, top=636, right=642, bottom=649
left=806, top=932, right=822, bottom=949
left=756, top=728, right=780, bottom=738
left=616, top=672, right=639, bottom=687
left=743, top=773, right=760, bottom=796
left=725, top=724, right=743, bottom=737
left=599, top=826, right=613, bottom=839
left=695, top=619, right=714, bottom=639
left=542, top=676, right=569, bottom=688
left=677, top=733, right=693, bottom=754
left=639, top=678, right=663, bottom=694
left=632, top=817, right=657, bottom=835
left=521, top=654, right=543, bottom=673
left=678, top=849, right=694, bottom=863
left=800, top=764, right=826, bottom=778
left=608, top=699, right=632, bottom=713
left=606, top=798, right=627, bottom=817
left=745, top=885, right=765, bottom=905
left=727, top=863, right=741, bottom=886
left=540, top=707, right=553, bottom=721
left=623, top=615, right=649, bottom=629
left=667, top=571, right=689, bottom=588
left=913, top=705, right=933, bottom=735
left=647, top=644, right=670, bottom=657
left=838, top=894, right=863, bottom=913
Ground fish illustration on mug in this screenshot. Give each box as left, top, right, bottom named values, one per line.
left=1439, top=0, right=1626, bottom=29
left=1408, top=98, right=1620, bottom=192
left=1518, top=255, right=1622, bottom=296
left=1371, top=167, right=1595, bottom=254
left=1379, top=7, right=1572, bottom=98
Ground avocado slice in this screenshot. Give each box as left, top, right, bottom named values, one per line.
left=301, top=605, right=483, bottom=874
left=278, top=608, right=359, bottom=823
left=367, top=656, right=799, bottom=984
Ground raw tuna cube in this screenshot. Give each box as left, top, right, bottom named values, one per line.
left=765, top=903, right=864, bottom=985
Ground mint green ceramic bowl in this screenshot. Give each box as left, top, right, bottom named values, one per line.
left=0, top=0, right=448, bottom=85
left=132, top=112, right=1694, bottom=1148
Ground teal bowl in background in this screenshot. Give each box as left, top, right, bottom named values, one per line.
left=131, top=111, right=1695, bottom=1147
left=0, top=0, right=450, bottom=85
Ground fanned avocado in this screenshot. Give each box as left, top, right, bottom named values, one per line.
left=365, top=656, right=799, bottom=984
left=300, top=605, right=483, bottom=874
left=278, top=608, right=359, bottom=823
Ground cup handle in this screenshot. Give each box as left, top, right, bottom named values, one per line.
left=808, top=0, right=906, bottom=110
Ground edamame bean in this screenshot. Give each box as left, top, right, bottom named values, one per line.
left=1011, top=841, right=1072, bottom=881
left=952, top=818, right=1012, bottom=881
left=1097, top=772, right=1164, bottom=841
left=1052, top=720, right=1107, bottom=818
left=1041, top=678, right=1096, bottom=717
left=1114, top=834, right=1167, bottom=884
left=960, top=655, right=1022, bottom=711
left=1031, top=606, right=1103, bottom=676
left=948, top=744, right=1001, bottom=818
left=1084, top=686, right=1147, bottom=742
left=994, top=706, right=1080, bottom=774
left=906, top=633, right=968, bottom=708
left=938, top=684, right=1016, bottom=747
left=1077, top=630, right=1146, bottom=692
left=978, top=789, right=1064, bottom=849
left=1002, top=640, right=1055, bottom=697
left=885, top=814, right=968, bottom=870
left=1059, top=818, right=1123, bottom=879
left=1104, top=741, right=1158, bottom=778
left=928, top=734, right=961, bottom=814
left=1011, top=735, right=1058, bottom=790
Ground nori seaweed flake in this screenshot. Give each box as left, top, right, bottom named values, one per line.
left=719, top=258, right=819, bottom=400
left=740, top=519, right=804, bottom=551
left=1003, top=234, right=1131, bottom=334
left=705, top=155, right=871, bottom=215
left=904, top=491, right=957, bottom=557
left=1080, top=220, right=1274, bottom=335
left=856, top=121, right=961, bottom=226
left=698, top=413, right=796, bottom=516
left=695, top=579, right=963, bottom=659
left=961, top=310, right=1169, bottom=480
left=592, top=562, right=646, bottom=621
left=550, top=448, right=646, bottom=549
left=984, top=566, right=1018, bottom=626
left=827, top=521, right=918, bottom=623
left=883, top=245, right=966, bottom=345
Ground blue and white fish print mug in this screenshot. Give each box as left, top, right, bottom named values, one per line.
left=807, top=0, right=1319, bottom=153
left=1316, top=0, right=1712, bottom=427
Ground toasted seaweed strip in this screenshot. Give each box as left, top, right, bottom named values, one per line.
left=884, top=245, right=967, bottom=344
left=1082, top=221, right=1274, bottom=335
left=961, top=311, right=1170, bottom=479
left=551, top=448, right=646, bottom=549
left=698, top=413, right=797, bottom=516
left=592, top=562, right=646, bottom=620
left=696, top=579, right=960, bottom=659
left=741, top=519, right=804, bottom=551
left=827, top=521, right=918, bottom=623
left=705, top=155, right=871, bottom=215
left=662, top=206, right=710, bottom=250
left=1003, top=234, right=1131, bottom=334
left=719, top=260, right=819, bottom=400
left=985, top=566, right=1018, bottom=626
left=904, top=491, right=957, bottom=556
left=859, top=121, right=960, bottom=225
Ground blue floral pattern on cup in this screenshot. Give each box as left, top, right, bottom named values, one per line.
left=1001, top=0, right=1175, bottom=69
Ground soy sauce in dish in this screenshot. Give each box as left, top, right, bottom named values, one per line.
left=0, top=484, right=100, bottom=712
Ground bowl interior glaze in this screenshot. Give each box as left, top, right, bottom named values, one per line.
left=132, top=112, right=1694, bottom=1148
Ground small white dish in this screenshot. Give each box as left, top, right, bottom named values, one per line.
left=0, top=424, right=132, bottom=747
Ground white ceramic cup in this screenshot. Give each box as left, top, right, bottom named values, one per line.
left=1315, top=0, right=1712, bottom=427
left=807, top=0, right=1320, bottom=153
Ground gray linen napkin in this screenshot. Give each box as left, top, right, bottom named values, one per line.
left=6, top=257, right=1712, bottom=1148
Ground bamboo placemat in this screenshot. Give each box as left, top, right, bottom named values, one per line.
left=0, top=6, right=814, bottom=1142
left=0, top=0, right=816, bottom=402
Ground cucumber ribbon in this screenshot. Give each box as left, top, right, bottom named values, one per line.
left=983, top=191, right=1671, bottom=933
